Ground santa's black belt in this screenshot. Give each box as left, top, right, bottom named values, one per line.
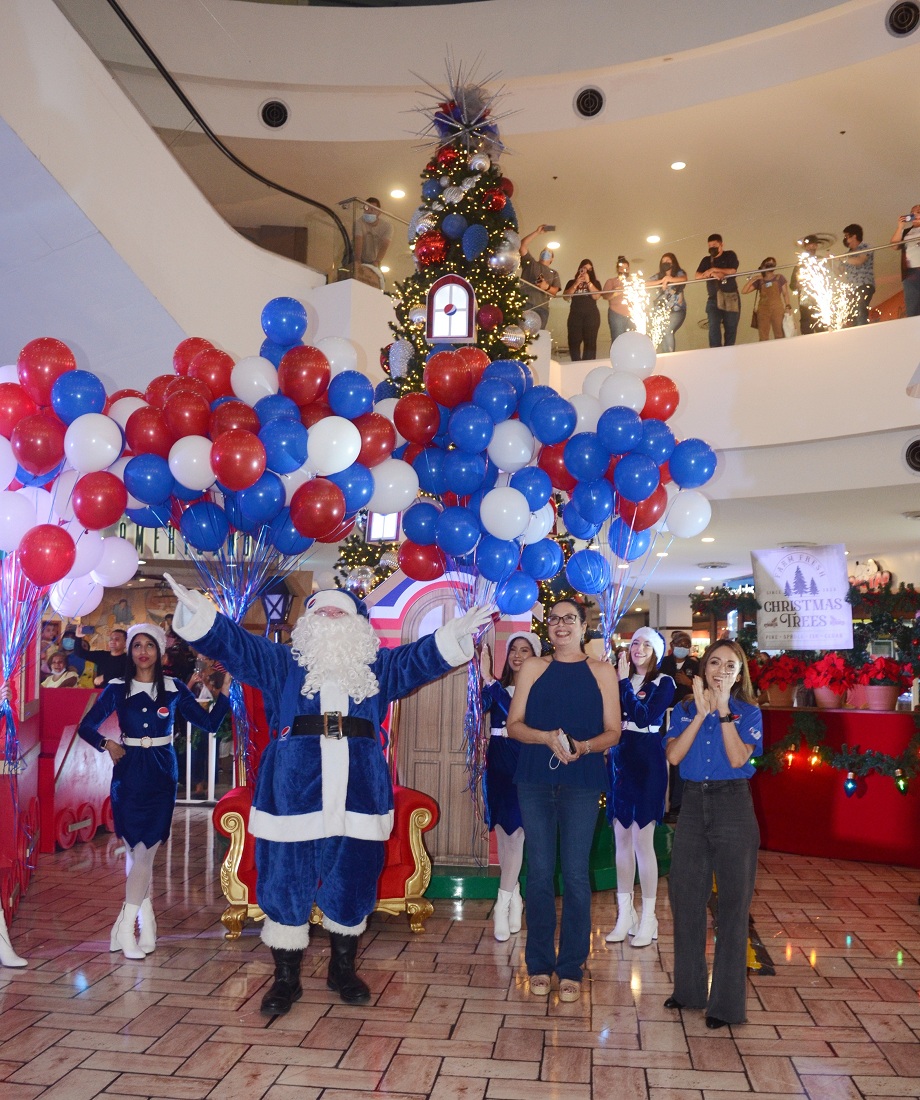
left=291, top=714, right=376, bottom=740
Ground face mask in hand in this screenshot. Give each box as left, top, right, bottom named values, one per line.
left=672, top=647, right=690, bottom=659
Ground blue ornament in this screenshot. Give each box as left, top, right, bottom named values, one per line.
left=442, top=213, right=468, bottom=240
left=565, top=549, right=610, bottom=595
left=462, top=223, right=489, bottom=260
left=375, top=379, right=399, bottom=402
left=422, top=179, right=441, bottom=200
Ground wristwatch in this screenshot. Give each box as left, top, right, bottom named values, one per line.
left=718, top=713, right=738, bottom=724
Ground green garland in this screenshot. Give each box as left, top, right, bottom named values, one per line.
left=690, top=586, right=761, bottom=622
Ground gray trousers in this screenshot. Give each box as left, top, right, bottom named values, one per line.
left=668, top=779, right=759, bottom=1023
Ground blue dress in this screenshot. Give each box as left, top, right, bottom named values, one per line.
left=482, top=681, right=522, bottom=834
left=607, top=672, right=675, bottom=829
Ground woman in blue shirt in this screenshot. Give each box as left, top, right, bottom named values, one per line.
left=663, top=639, right=762, bottom=1029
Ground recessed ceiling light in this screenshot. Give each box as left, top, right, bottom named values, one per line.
left=634, top=606, right=642, bottom=612
left=656, top=552, right=668, bottom=558
left=390, top=189, right=405, bottom=199
left=547, top=240, right=560, bottom=250
left=695, top=585, right=705, bottom=591
left=380, top=265, right=390, bottom=273
left=701, top=537, right=714, bottom=543
left=670, top=161, right=686, bottom=171
left=646, top=234, right=661, bottom=244
left=702, top=577, right=711, bottom=582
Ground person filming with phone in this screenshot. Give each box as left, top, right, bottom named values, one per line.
left=891, top=204, right=920, bottom=318
left=519, top=225, right=561, bottom=330
left=563, top=259, right=603, bottom=360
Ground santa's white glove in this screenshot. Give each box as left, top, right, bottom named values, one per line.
left=163, top=572, right=216, bottom=640
left=435, top=605, right=495, bottom=666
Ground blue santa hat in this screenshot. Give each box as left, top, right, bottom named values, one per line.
left=304, top=589, right=370, bottom=620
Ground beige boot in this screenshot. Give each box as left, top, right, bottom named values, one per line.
left=606, top=892, right=638, bottom=943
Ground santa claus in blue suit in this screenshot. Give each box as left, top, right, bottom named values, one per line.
left=165, top=572, right=490, bottom=1013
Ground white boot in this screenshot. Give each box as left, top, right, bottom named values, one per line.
left=507, top=884, right=523, bottom=935
left=493, top=889, right=513, bottom=942
left=630, top=901, right=658, bottom=948
left=110, top=903, right=144, bottom=960
left=138, top=899, right=157, bottom=954
left=0, top=910, right=27, bottom=968
left=606, top=892, right=638, bottom=943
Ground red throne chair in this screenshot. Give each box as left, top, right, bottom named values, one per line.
left=211, top=686, right=440, bottom=938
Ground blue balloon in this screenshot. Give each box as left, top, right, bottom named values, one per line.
left=124, top=454, right=174, bottom=506
left=260, top=337, right=300, bottom=368
left=572, top=478, right=615, bottom=524
left=269, top=508, right=315, bottom=556
left=563, top=432, right=608, bottom=482
left=462, top=223, right=489, bottom=260
left=255, top=393, right=300, bottom=427
left=50, top=370, right=106, bottom=424
left=608, top=518, right=653, bottom=561
left=211, top=395, right=237, bottom=410
left=473, top=377, right=517, bottom=423
left=15, top=461, right=64, bottom=488
left=565, top=549, right=610, bottom=595
left=260, top=419, right=308, bottom=474
left=326, top=462, right=374, bottom=514
left=510, top=466, right=552, bottom=510
left=481, top=458, right=500, bottom=491
left=422, top=179, right=441, bottom=200
left=475, top=535, right=519, bottom=582
left=634, top=419, right=675, bottom=465
left=442, top=213, right=468, bottom=240
left=597, top=405, right=643, bottom=455
left=613, top=453, right=660, bottom=504
left=483, top=359, right=530, bottom=399
left=530, top=394, right=577, bottom=445
left=412, top=447, right=447, bottom=495
left=180, top=501, right=230, bottom=552
left=173, top=480, right=205, bottom=502
left=443, top=449, right=487, bottom=495
left=375, top=379, right=399, bottom=402
left=221, top=492, right=259, bottom=534
left=448, top=403, right=494, bottom=453
left=562, top=501, right=602, bottom=540
left=520, top=538, right=563, bottom=581
left=402, top=501, right=441, bottom=546
left=126, top=504, right=171, bottom=529
left=261, top=296, right=307, bottom=345
left=435, top=506, right=481, bottom=556
left=495, top=571, right=539, bottom=616
left=239, top=472, right=285, bottom=525
left=669, top=437, right=717, bottom=489
left=518, top=385, right=556, bottom=430
left=327, top=370, right=374, bottom=420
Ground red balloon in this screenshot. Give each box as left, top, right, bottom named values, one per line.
left=11, top=412, right=67, bottom=476
left=537, top=442, right=577, bottom=492
left=210, top=429, right=266, bottom=491
left=144, top=374, right=175, bottom=408
left=353, top=412, right=396, bottom=468
left=17, top=338, right=76, bottom=406
left=398, top=540, right=446, bottom=581
left=165, top=376, right=213, bottom=404
left=641, top=375, right=680, bottom=421
left=604, top=454, right=622, bottom=484
left=164, top=391, right=212, bottom=439
left=394, top=392, right=439, bottom=445
left=456, top=346, right=491, bottom=389
left=173, top=337, right=214, bottom=377
left=104, top=388, right=145, bottom=415
left=125, top=406, right=177, bottom=459
left=617, top=484, right=668, bottom=532
left=289, top=478, right=346, bottom=538
left=423, top=351, right=472, bottom=408
left=0, top=383, right=39, bottom=439
left=659, top=460, right=672, bottom=486
left=278, top=346, right=331, bottom=406
left=477, top=305, right=504, bottom=331
left=300, top=400, right=333, bottom=429
left=317, top=517, right=356, bottom=544
left=189, top=348, right=235, bottom=400
left=72, top=471, right=128, bottom=530
left=415, top=230, right=448, bottom=267
left=17, top=524, right=76, bottom=586
left=210, top=400, right=260, bottom=438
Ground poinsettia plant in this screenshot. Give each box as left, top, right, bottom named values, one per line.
left=803, top=652, right=857, bottom=692
left=755, top=653, right=807, bottom=691
left=855, top=657, right=913, bottom=690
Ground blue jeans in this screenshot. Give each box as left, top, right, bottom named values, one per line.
left=658, top=309, right=686, bottom=353
left=607, top=310, right=634, bottom=346
left=705, top=299, right=740, bottom=347
left=903, top=275, right=920, bottom=318
left=517, top=782, right=600, bottom=981
left=851, top=284, right=875, bottom=326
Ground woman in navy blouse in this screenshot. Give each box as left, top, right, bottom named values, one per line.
left=663, top=639, right=762, bottom=1029
left=79, top=623, right=230, bottom=960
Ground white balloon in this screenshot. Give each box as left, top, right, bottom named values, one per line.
left=317, top=337, right=358, bottom=377
left=169, top=436, right=216, bottom=492
left=50, top=575, right=104, bottom=618
left=582, top=364, right=613, bottom=399
left=480, top=487, right=530, bottom=541
left=107, top=456, right=143, bottom=509
left=63, top=528, right=105, bottom=579
left=569, top=393, right=603, bottom=434
left=108, top=396, right=147, bottom=430
left=64, top=413, right=123, bottom=473
left=279, top=460, right=314, bottom=506
left=306, top=416, right=361, bottom=477
left=90, top=536, right=139, bottom=587
left=610, top=331, right=657, bottom=377
left=0, top=490, right=38, bottom=551
left=599, top=370, right=646, bottom=412
left=487, top=420, right=536, bottom=473
left=666, top=490, right=712, bottom=539
left=0, top=436, right=16, bottom=490
left=520, top=502, right=555, bottom=545
left=367, top=458, right=419, bottom=514
left=49, top=469, right=79, bottom=522
left=231, top=355, right=277, bottom=406
left=653, top=481, right=680, bottom=532
left=17, top=485, right=56, bottom=526
left=373, top=398, right=406, bottom=447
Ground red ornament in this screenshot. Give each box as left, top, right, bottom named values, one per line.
left=537, top=442, right=577, bottom=492
left=415, top=231, right=449, bottom=267
left=290, top=478, right=346, bottom=539
left=353, top=412, right=396, bottom=468
left=0, top=383, right=39, bottom=439
left=173, top=337, right=214, bottom=377
left=210, top=429, right=266, bottom=492
left=398, top=540, right=446, bottom=582
left=423, top=351, right=473, bottom=408
left=278, top=346, right=331, bottom=406
left=477, top=305, right=504, bottom=331
left=500, top=177, right=515, bottom=197
left=380, top=344, right=393, bottom=371
left=72, top=471, right=129, bottom=531
left=482, top=187, right=507, bottom=212
left=617, top=484, right=668, bottom=532
left=436, top=145, right=460, bottom=168
left=17, top=524, right=76, bottom=587
left=189, top=349, right=235, bottom=401
left=11, top=412, right=67, bottom=476
left=210, top=400, right=260, bottom=438
left=394, top=392, right=440, bottom=445
left=641, top=374, right=680, bottom=421
left=17, top=338, right=76, bottom=406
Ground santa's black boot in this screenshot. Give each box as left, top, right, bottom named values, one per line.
left=326, top=933, right=371, bottom=1004
left=260, top=948, right=303, bottom=1016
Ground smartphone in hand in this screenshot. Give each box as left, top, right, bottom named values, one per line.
left=558, top=730, right=577, bottom=755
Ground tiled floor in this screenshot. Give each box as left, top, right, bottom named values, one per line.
left=1, top=807, right=919, bottom=1100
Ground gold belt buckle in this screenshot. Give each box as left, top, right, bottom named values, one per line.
left=140, top=735, right=153, bottom=749
left=322, top=712, right=344, bottom=739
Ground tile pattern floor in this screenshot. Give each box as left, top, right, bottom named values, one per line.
left=1, top=806, right=919, bottom=1099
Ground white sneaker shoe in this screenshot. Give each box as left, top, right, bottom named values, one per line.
left=606, top=892, right=638, bottom=943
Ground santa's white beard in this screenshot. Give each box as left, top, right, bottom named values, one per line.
left=290, top=613, right=380, bottom=703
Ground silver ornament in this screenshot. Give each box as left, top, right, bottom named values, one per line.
left=521, top=310, right=542, bottom=335
left=440, top=175, right=450, bottom=186
left=431, top=202, right=445, bottom=211
left=460, top=176, right=478, bottom=191
left=378, top=549, right=399, bottom=572
left=345, top=565, right=376, bottom=598
left=503, top=230, right=521, bottom=250
left=468, top=152, right=490, bottom=173
left=408, top=306, right=426, bottom=327
left=488, top=249, right=520, bottom=276
left=442, top=186, right=465, bottom=205
left=389, top=339, right=414, bottom=377
left=500, top=325, right=526, bottom=350
left=409, top=210, right=438, bottom=240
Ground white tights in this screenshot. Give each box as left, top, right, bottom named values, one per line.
left=614, top=820, right=658, bottom=906
left=125, top=842, right=160, bottom=907
left=495, top=825, right=525, bottom=892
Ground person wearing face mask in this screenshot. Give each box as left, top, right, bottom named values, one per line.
left=353, top=196, right=392, bottom=268
left=646, top=253, right=688, bottom=352
left=790, top=235, right=821, bottom=335
left=519, top=226, right=561, bottom=330
left=841, top=223, right=875, bottom=326
left=742, top=257, right=792, bottom=340
left=695, top=234, right=741, bottom=348
left=602, top=256, right=636, bottom=345
left=660, top=631, right=698, bottom=821
left=60, top=628, right=97, bottom=687
left=890, top=204, right=920, bottom=318
left=563, top=259, right=603, bottom=361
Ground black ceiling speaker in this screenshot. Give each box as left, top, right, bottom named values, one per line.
left=260, top=100, right=289, bottom=129
left=903, top=436, right=920, bottom=472
left=886, top=1, right=920, bottom=35
left=574, top=87, right=605, bottom=119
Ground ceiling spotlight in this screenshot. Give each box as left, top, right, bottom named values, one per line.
left=695, top=585, right=705, bottom=591
left=670, top=161, right=686, bottom=171
left=656, top=551, right=668, bottom=558
left=646, top=234, right=661, bottom=244
left=702, top=577, right=711, bottom=582
left=390, top=189, right=405, bottom=199
left=701, top=537, right=714, bottom=543
left=380, top=265, right=390, bottom=273
left=547, top=240, right=560, bottom=250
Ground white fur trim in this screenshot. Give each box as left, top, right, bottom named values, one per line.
left=631, top=626, right=665, bottom=663
left=322, top=915, right=367, bottom=935
left=321, top=737, right=349, bottom=837
left=127, top=622, right=167, bottom=656
left=172, top=593, right=217, bottom=643
left=435, top=621, right=472, bottom=667
left=305, top=590, right=357, bottom=616
left=249, top=806, right=394, bottom=843
left=261, top=917, right=310, bottom=950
